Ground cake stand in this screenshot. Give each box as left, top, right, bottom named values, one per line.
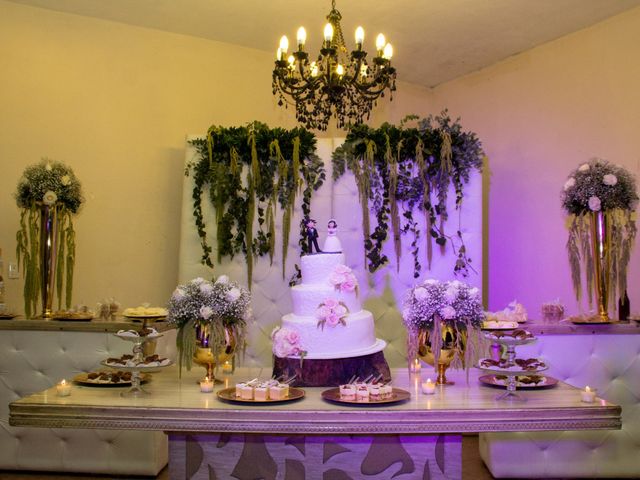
left=477, top=332, right=543, bottom=401
left=108, top=330, right=169, bottom=397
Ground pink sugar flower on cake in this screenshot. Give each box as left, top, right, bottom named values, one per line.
left=316, top=298, right=349, bottom=330
left=329, top=264, right=359, bottom=294
left=271, top=326, right=306, bottom=358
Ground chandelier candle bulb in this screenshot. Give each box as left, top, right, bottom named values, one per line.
left=581, top=386, right=597, bottom=403
left=355, top=26, right=364, bottom=46
left=56, top=379, right=71, bottom=397
left=297, top=27, right=306, bottom=49
left=200, top=376, right=214, bottom=393
left=279, top=35, right=289, bottom=54
left=324, top=23, right=334, bottom=43
left=383, top=43, right=393, bottom=60
left=422, top=378, right=436, bottom=395
left=375, top=33, right=386, bottom=52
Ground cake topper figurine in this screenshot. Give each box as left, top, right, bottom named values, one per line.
left=323, top=219, right=343, bottom=253
left=305, top=217, right=322, bottom=254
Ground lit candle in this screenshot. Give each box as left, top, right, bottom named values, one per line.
left=422, top=378, right=436, bottom=395
left=410, top=358, right=422, bottom=373
left=200, top=376, right=214, bottom=393
left=222, top=360, right=233, bottom=374
left=581, top=386, right=597, bottom=403
left=56, top=379, right=71, bottom=397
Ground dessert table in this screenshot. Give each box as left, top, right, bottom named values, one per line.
left=10, top=365, right=620, bottom=480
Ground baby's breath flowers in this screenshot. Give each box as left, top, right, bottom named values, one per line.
left=562, top=159, right=637, bottom=215
left=168, top=276, right=251, bottom=371
left=15, top=158, right=83, bottom=212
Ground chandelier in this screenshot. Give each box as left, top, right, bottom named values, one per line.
left=272, top=0, right=396, bottom=131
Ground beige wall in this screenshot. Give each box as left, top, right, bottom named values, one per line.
left=431, top=6, right=640, bottom=316
left=0, top=1, right=432, bottom=314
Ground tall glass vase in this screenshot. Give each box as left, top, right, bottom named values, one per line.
left=40, top=204, right=59, bottom=318
left=590, top=211, right=611, bottom=322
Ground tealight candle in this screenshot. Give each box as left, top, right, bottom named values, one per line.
left=422, top=378, right=436, bottom=395
left=222, top=360, right=233, bottom=374
left=581, top=386, right=597, bottom=403
left=56, top=379, right=71, bottom=397
left=410, top=358, right=422, bottom=373
left=200, top=376, right=214, bottom=393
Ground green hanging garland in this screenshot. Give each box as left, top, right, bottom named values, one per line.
left=332, top=111, right=484, bottom=278
left=187, top=122, right=324, bottom=286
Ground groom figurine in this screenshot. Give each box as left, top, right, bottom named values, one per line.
left=305, top=217, right=322, bottom=254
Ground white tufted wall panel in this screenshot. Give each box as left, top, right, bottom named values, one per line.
left=1, top=328, right=176, bottom=474
left=480, top=333, right=640, bottom=478
left=178, top=137, right=482, bottom=369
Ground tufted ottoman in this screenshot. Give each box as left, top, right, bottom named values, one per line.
left=0, top=319, right=176, bottom=475
left=480, top=324, right=640, bottom=478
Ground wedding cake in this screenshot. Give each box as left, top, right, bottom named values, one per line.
left=273, top=251, right=386, bottom=360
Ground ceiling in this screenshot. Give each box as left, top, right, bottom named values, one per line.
left=7, top=0, right=640, bottom=87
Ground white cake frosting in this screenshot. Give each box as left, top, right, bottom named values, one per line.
left=276, top=252, right=386, bottom=360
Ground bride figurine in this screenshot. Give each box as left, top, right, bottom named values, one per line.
left=322, top=219, right=342, bottom=253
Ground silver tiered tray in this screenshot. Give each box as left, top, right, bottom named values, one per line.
left=106, top=329, right=170, bottom=397
left=477, top=330, right=546, bottom=400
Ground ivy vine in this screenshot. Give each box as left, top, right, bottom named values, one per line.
left=332, top=111, right=484, bottom=278
left=187, top=122, right=325, bottom=286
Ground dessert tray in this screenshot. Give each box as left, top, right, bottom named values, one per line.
left=321, top=387, right=410, bottom=406
left=52, top=312, right=94, bottom=321
left=569, top=316, right=616, bottom=325
left=479, top=374, right=558, bottom=389
left=115, top=328, right=162, bottom=342
left=123, top=306, right=167, bottom=319
left=481, top=321, right=519, bottom=330
left=73, top=371, right=151, bottom=387
left=102, top=355, right=172, bottom=370
left=217, top=387, right=305, bottom=404
left=483, top=328, right=536, bottom=346
left=476, top=357, right=548, bottom=374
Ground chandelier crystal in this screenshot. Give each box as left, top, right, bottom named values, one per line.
left=272, top=0, right=397, bottom=131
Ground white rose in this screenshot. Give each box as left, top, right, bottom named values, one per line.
left=226, top=287, right=241, bottom=302
left=45, top=162, right=53, bottom=171
left=578, top=163, right=590, bottom=172
left=215, top=275, right=229, bottom=285
left=563, top=178, right=576, bottom=191
left=440, top=305, right=457, bottom=320
left=603, top=174, right=618, bottom=186
left=444, top=286, right=458, bottom=303
left=191, top=277, right=205, bottom=285
left=199, top=305, right=214, bottom=320
left=199, top=282, right=214, bottom=294
left=423, top=279, right=438, bottom=286
left=413, top=287, right=428, bottom=301
left=61, top=175, right=71, bottom=186
left=42, top=190, right=58, bottom=205
left=588, top=196, right=601, bottom=211
left=468, top=287, right=480, bottom=299
left=172, top=287, right=186, bottom=300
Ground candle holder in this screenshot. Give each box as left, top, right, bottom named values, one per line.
left=581, top=386, right=597, bottom=403
left=56, top=379, right=71, bottom=397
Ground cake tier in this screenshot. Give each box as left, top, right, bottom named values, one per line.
left=291, top=284, right=361, bottom=316
left=300, top=253, right=346, bottom=285
left=281, top=310, right=385, bottom=359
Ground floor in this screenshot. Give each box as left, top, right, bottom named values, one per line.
left=0, top=435, right=494, bottom=479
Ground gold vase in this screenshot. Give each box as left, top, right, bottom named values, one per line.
left=39, top=205, right=59, bottom=318
left=590, top=211, right=611, bottom=322
left=417, top=326, right=467, bottom=386
left=193, top=325, right=236, bottom=382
